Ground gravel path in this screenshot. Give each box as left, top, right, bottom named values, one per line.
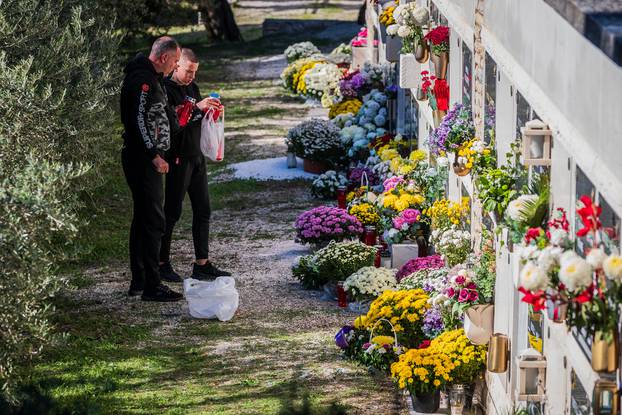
left=71, top=26, right=408, bottom=414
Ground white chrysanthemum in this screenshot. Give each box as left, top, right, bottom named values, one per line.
left=386, top=24, right=399, bottom=36
left=412, top=7, right=430, bottom=25
left=506, top=194, right=539, bottom=222
left=392, top=5, right=405, bottom=20
left=536, top=246, right=562, bottom=273
left=397, top=25, right=413, bottom=38
left=519, top=262, right=548, bottom=291
left=603, top=255, right=622, bottom=281
left=586, top=248, right=608, bottom=269
left=559, top=256, right=593, bottom=291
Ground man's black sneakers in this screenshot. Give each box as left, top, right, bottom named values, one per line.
left=159, top=262, right=183, bottom=283
left=191, top=262, right=232, bottom=280
left=141, top=284, right=184, bottom=302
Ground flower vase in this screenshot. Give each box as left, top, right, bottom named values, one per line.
left=410, top=390, right=441, bottom=413
left=385, top=35, right=402, bottom=63
left=449, top=384, right=467, bottom=415
left=545, top=293, right=568, bottom=323
left=464, top=304, right=494, bottom=345
left=399, top=54, right=419, bottom=89
left=592, top=331, right=619, bottom=373
left=432, top=109, right=447, bottom=128
left=430, top=51, right=449, bottom=79
left=303, top=158, right=329, bottom=174
left=416, top=87, right=428, bottom=101
left=452, top=159, right=471, bottom=176
left=487, top=333, right=509, bottom=373
left=415, top=38, right=430, bottom=63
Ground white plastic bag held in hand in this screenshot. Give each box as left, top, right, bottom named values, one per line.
left=200, top=109, right=225, bottom=161
left=183, top=277, right=239, bottom=321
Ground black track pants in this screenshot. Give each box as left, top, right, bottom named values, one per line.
left=121, top=148, right=165, bottom=292
left=160, top=155, right=211, bottom=263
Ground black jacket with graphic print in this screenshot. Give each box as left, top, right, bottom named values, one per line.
left=163, top=77, right=204, bottom=158
left=120, top=53, right=178, bottom=159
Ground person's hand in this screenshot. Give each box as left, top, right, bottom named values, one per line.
left=196, top=97, right=221, bottom=111
left=152, top=155, right=169, bottom=174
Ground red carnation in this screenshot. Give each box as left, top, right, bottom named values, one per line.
left=424, top=26, right=450, bottom=46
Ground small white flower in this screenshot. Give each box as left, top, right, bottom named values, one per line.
left=386, top=24, right=399, bottom=36
left=603, top=254, right=622, bottom=281
left=559, top=256, right=593, bottom=291
left=587, top=248, right=608, bottom=269
left=519, top=262, right=548, bottom=291
left=549, top=228, right=570, bottom=246
left=436, top=156, right=449, bottom=167
left=397, top=25, right=412, bottom=38
left=506, top=195, right=538, bottom=222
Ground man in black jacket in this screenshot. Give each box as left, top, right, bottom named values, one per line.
left=159, top=48, right=231, bottom=281
left=120, top=36, right=183, bottom=302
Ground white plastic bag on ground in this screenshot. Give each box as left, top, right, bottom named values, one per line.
left=183, top=277, right=239, bottom=321
left=200, top=109, right=225, bottom=162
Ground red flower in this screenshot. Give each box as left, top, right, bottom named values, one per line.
left=576, top=195, right=602, bottom=237
left=574, top=286, right=593, bottom=304
left=418, top=340, right=431, bottom=349
left=424, top=26, right=450, bottom=46
left=518, top=287, right=547, bottom=311
left=547, top=207, right=570, bottom=231
left=524, top=227, right=544, bottom=244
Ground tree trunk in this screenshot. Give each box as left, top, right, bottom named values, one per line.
left=198, top=0, right=243, bottom=42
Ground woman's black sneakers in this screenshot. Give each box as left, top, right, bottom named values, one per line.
left=191, top=262, right=231, bottom=280
left=159, top=262, right=183, bottom=283
left=141, top=284, right=183, bottom=302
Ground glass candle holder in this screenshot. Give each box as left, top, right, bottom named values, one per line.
left=364, top=226, right=377, bottom=246
left=336, top=281, right=347, bottom=308
left=449, top=385, right=466, bottom=415
left=374, top=245, right=383, bottom=267
left=336, top=186, right=347, bottom=209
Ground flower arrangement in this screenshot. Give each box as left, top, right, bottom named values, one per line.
left=284, top=41, right=321, bottom=63
left=351, top=27, right=378, bottom=47
left=292, top=60, right=324, bottom=96
left=303, top=62, right=344, bottom=106
left=349, top=202, right=381, bottom=227
left=424, top=25, right=450, bottom=55
left=424, top=197, right=470, bottom=232
left=431, top=225, right=471, bottom=267
left=344, top=266, right=398, bottom=301
left=342, top=89, right=389, bottom=161
left=383, top=208, right=423, bottom=245
left=476, top=141, right=524, bottom=218
left=294, top=206, right=363, bottom=245
left=387, top=3, right=429, bottom=53
left=379, top=4, right=398, bottom=27
left=518, top=197, right=622, bottom=342
left=293, top=240, right=376, bottom=288
left=455, top=138, right=495, bottom=176
left=329, top=98, right=362, bottom=119
left=311, top=171, right=348, bottom=199
left=422, top=306, right=445, bottom=338
left=504, top=172, right=550, bottom=242
left=399, top=267, right=448, bottom=294
left=354, top=289, right=430, bottom=347
left=359, top=335, right=405, bottom=372
left=396, top=255, right=445, bottom=280
left=378, top=177, right=425, bottom=213
left=281, top=57, right=325, bottom=94
left=391, top=329, right=486, bottom=395
left=286, top=118, right=344, bottom=165
left=428, top=104, right=475, bottom=155
left=348, top=167, right=379, bottom=187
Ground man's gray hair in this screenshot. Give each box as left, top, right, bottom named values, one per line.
left=150, top=36, right=180, bottom=58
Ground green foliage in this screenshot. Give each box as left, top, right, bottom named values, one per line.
left=476, top=140, right=525, bottom=219
left=0, top=153, right=88, bottom=403
left=292, top=241, right=376, bottom=289
left=0, top=0, right=119, bottom=403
